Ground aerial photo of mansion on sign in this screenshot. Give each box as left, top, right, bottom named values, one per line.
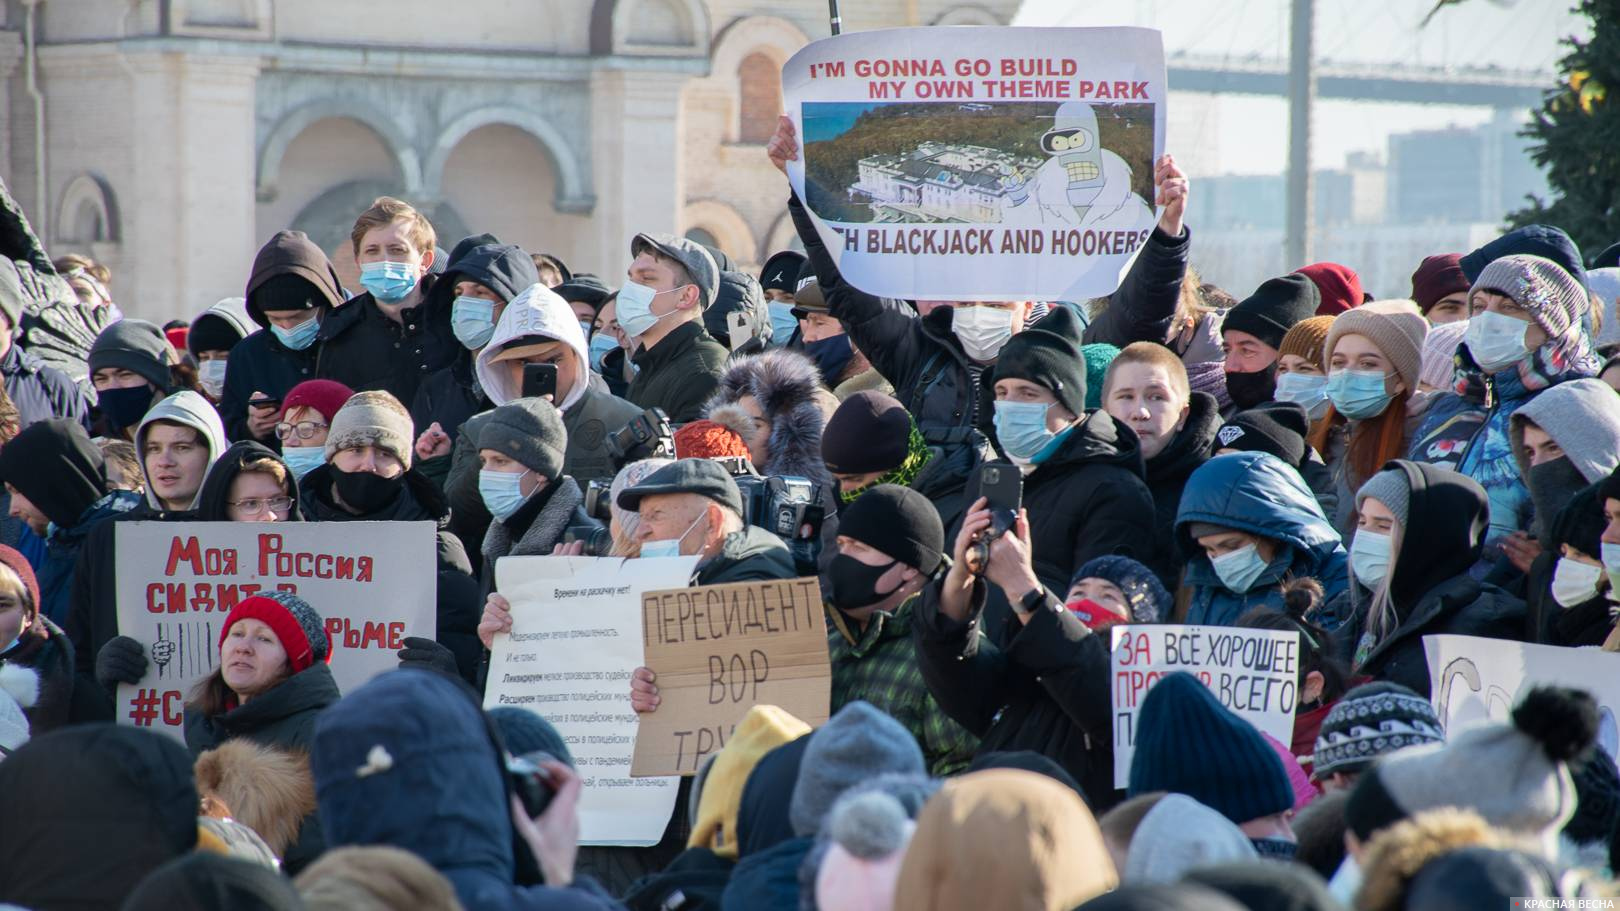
left=853, top=138, right=1044, bottom=223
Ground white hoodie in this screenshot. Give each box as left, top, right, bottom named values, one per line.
left=134, top=390, right=229, bottom=511
left=473, top=282, right=590, bottom=412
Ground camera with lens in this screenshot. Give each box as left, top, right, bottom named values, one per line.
left=562, top=523, right=615, bottom=557
left=607, top=407, right=674, bottom=467
left=582, top=479, right=613, bottom=522
left=714, top=459, right=825, bottom=576
left=507, top=750, right=559, bottom=819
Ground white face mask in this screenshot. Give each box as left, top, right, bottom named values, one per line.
left=1551, top=557, right=1604, bottom=609
left=952, top=306, right=1016, bottom=362
left=198, top=359, right=228, bottom=398
left=1466, top=309, right=1532, bottom=373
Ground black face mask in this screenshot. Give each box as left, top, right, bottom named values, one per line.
left=331, top=466, right=404, bottom=515
left=1225, top=363, right=1278, bottom=411
left=1529, top=456, right=1588, bottom=536
left=1250, top=836, right=1298, bottom=860
left=826, top=553, right=901, bottom=612
left=98, top=384, right=156, bottom=431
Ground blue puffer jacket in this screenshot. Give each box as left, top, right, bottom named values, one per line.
left=1176, top=452, right=1350, bottom=629
left=311, top=669, right=624, bottom=911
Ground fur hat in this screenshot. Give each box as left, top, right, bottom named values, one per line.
left=0, top=663, right=39, bottom=755
left=324, top=390, right=414, bottom=470
left=1354, top=807, right=1512, bottom=911
left=194, top=740, right=317, bottom=857
left=704, top=347, right=832, bottom=485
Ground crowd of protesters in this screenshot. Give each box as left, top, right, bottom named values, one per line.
left=0, top=107, right=1617, bottom=910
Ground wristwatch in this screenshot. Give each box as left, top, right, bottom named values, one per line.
left=1012, top=587, right=1046, bottom=617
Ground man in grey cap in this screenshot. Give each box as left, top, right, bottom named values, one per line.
left=615, top=457, right=795, bottom=585
left=620, top=233, right=729, bottom=422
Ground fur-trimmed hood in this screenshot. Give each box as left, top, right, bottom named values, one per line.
left=194, top=739, right=317, bottom=858
left=704, top=348, right=833, bottom=487
left=1356, top=807, right=1519, bottom=911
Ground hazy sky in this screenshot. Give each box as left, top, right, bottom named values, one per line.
left=1012, top=0, right=1587, bottom=174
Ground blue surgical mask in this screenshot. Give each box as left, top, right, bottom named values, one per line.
left=767, top=301, right=799, bottom=346
left=451, top=296, right=496, bottom=350
left=589, top=333, right=618, bottom=372
left=479, top=468, right=531, bottom=522
left=271, top=313, right=321, bottom=351
left=617, top=280, right=688, bottom=338
left=994, top=400, right=1055, bottom=461
left=1273, top=372, right=1329, bottom=418
left=359, top=261, right=418, bottom=303
left=1351, top=528, right=1392, bottom=588
left=580, top=320, right=595, bottom=342
left=1465, top=309, right=1531, bottom=373
left=1325, top=369, right=1395, bottom=420
left=280, top=445, right=325, bottom=481
left=0, top=633, right=20, bottom=654
left=640, top=513, right=704, bottom=559
left=804, top=334, right=854, bottom=384
left=1211, top=543, right=1268, bottom=593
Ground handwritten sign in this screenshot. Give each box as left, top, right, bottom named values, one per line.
left=485, top=555, right=695, bottom=846
left=1111, top=624, right=1299, bottom=787
left=631, top=577, right=831, bottom=777
left=1425, top=635, right=1620, bottom=759
left=114, top=521, right=436, bottom=740
left=783, top=27, right=1165, bottom=301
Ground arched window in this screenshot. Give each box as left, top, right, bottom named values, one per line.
left=738, top=52, right=782, bottom=143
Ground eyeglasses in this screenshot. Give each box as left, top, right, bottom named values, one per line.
left=275, top=420, right=328, bottom=441
left=228, top=496, right=294, bottom=517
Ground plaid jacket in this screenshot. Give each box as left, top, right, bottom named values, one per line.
left=826, top=596, right=979, bottom=776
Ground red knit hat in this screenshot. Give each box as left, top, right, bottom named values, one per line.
left=218, top=591, right=330, bottom=674
left=674, top=419, right=751, bottom=460
left=0, top=544, right=41, bottom=620
left=165, top=327, right=190, bottom=355
left=280, top=379, right=356, bottom=424
left=1296, top=262, right=1367, bottom=316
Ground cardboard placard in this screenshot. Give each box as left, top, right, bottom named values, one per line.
left=631, top=577, right=831, bottom=777
left=1111, top=624, right=1299, bottom=788
left=114, top=521, right=437, bottom=740
left=1425, top=634, right=1620, bottom=759
left=485, top=555, right=696, bottom=846
left=783, top=26, right=1166, bottom=301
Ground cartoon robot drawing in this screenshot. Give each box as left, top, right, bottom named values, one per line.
left=1003, top=101, right=1154, bottom=231
left=1043, top=102, right=1108, bottom=216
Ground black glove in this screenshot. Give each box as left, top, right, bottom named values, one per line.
left=398, top=636, right=459, bottom=676
left=95, top=636, right=148, bottom=688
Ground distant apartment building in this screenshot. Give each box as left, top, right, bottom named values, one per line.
left=855, top=142, right=1042, bottom=222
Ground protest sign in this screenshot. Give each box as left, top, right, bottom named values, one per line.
left=114, top=521, right=436, bottom=740
left=631, top=577, right=830, bottom=777
left=1111, top=624, right=1299, bottom=787
left=485, top=555, right=697, bottom=846
left=783, top=26, right=1165, bottom=301
left=1425, top=635, right=1620, bottom=759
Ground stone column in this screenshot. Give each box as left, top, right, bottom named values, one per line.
left=587, top=65, right=690, bottom=282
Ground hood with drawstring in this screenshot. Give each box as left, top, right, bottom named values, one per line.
left=1176, top=451, right=1350, bottom=627
left=193, top=441, right=305, bottom=522
left=134, top=390, right=229, bottom=512
left=474, top=282, right=590, bottom=411
left=187, top=297, right=256, bottom=359
left=441, top=243, right=540, bottom=304
left=1509, top=378, right=1620, bottom=486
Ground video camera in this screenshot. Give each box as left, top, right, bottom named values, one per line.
left=607, top=407, right=674, bottom=468
left=713, top=457, right=825, bottom=576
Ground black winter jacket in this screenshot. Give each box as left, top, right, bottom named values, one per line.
left=913, top=581, right=1119, bottom=810
left=696, top=527, right=798, bottom=585
left=627, top=320, right=729, bottom=423
left=1, top=344, right=87, bottom=429
left=1080, top=224, right=1192, bottom=349
left=315, top=274, right=462, bottom=409
left=1141, top=391, right=1221, bottom=587
left=1335, top=574, right=1527, bottom=698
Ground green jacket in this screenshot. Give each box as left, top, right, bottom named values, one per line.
left=627, top=320, right=728, bottom=423
left=827, top=596, right=979, bottom=776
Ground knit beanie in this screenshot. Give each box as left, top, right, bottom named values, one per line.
left=1278, top=316, right=1336, bottom=371
left=1419, top=319, right=1470, bottom=390
left=488, top=706, right=575, bottom=767
left=218, top=591, right=330, bottom=673
left=1123, top=793, right=1257, bottom=885
left=478, top=398, right=567, bottom=480
left=1411, top=253, right=1471, bottom=313
left=0, top=543, right=42, bottom=620
left=991, top=306, right=1088, bottom=416
left=280, top=379, right=355, bottom=424
left=1472, top=254, right=1589, bottom=347
left=690, top=705, right=812, bottom=859
left=1067, top=555, right=1170, bottom=624
left=1550, top=484, right=1605, bottom=559
left=1344, top=686, right=1597, bottom=847
left=1460, top=223, right=1587, bottom=289
left=1222, top=275, right=1322, bottom=351
left=1081, top=343, right=1121, bottom=410
left=1296, top=262, right=1366, bottom=316
left=88, top=319, right=177, bottom=391
left=815, top=790, right=918, bottom=911
left=324, top=391, right=414, bottom=469
left=1215, top=401, right=1310, bottom=467
left=673, top=419, right=751, bottom=461
left=1264, top=732, right=1318, bottom=812
left=836, top=485, right=945, bottom=577
left=1355, top=469, right=1411, bottom=530
left=822, top=391, right=912, bottom=475
left=1324, top=299, right=1429, bottom=394
left=790, top=701, right=925, bottom=837
left=1310, top=682, right=1442, bottom=780
left=1127, top=671, right=1296, bottom=824
left=1185, top=360, right=1232, bottom=411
